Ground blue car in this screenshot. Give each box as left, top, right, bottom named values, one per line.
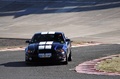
left=25, top=32, right=72, bottom=65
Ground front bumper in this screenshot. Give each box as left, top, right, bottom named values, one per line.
left=25, top=53, right=66, bottom=63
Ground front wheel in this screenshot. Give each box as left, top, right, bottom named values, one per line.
left=68, top=50, right=72, bottom=61
left=62, top=55, right=68, bottom=65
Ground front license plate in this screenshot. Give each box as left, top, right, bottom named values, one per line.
left=38, top=53, right=52, bottom=58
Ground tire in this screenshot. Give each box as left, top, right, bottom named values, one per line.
left=25, top=60, right=32, bottom=65
left=25, top=56, right=31, bottom=65
left=62, top=54, right=68, bottom=65
left=25, top=59, right=30, bottom=65
left=25, top=61, right=30, bottom=65
left=68, top=50, right=72, bottom=61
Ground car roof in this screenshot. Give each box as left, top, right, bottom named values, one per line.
left=35, top=32, right=64, bottom=35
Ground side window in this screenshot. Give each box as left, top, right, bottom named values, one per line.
left=31, top=34, right=37, bottom=43
left=62, top=33, right=66, bottom=41
left=54, top=34, right=65, bottom=43
left=31, top=34, right=41, bottom=43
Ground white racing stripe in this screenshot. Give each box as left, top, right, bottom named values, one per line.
left=39, top=41, right=53, bottom=45
left=38, top=45, right=52, bottom=50
left=38, top=41, right=53, bottom=50
left=39, top=42, right=46, bottom=45
left=41, top=32, right=48, bottom=34
left=45, top=45, right=52, bottom=49
left=46, top=41, right=53, bottom=44
left=48, top=32, right=55, bottom=34
left=41, top=32, right=55, bottom=35
left=38, top=46, right=45, bottom=50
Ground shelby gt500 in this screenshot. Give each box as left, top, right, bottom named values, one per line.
left=25, top=32, right=72, bottom=64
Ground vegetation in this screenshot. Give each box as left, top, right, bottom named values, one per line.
left=96, top=56, right=120, bottom=73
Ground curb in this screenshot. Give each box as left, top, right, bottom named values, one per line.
left=76, top=54, right=120, bottom=76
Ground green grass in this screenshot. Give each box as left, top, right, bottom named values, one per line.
left=96, top=56, right=120, bottom=73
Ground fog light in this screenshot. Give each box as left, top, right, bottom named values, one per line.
left=62, top=51, right=65, bottom=54
left=29, top=57, right=32, bottom=61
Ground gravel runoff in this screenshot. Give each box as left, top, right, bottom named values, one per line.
left=0, top=38, right=28, bottom=49
left=0, top=38, right=101, bottom=52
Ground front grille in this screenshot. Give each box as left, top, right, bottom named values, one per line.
left=38, top=49, right=55, bottom=54
left=38, top=49, right=57, bottom=58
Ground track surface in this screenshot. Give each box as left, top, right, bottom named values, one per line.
left=0, top=44, right=120, bottom=79
left=0, top=0, right=120, bottom=43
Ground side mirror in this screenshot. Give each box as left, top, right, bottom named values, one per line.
left=66, top=39, right=70, bottom=41
left=26, top=40, right=31, bottom=43
left=66, top=39, right=73, bottom=42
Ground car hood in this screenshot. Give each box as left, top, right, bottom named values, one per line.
left=27, top=41, right=66, bottom=50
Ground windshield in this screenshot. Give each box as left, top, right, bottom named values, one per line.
left=31, top=33, right=65, bottom=43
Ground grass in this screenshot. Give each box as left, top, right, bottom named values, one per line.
left=96, top=56, right=120, bottom=73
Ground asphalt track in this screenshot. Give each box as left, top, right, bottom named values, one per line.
left=0, top=44, right=120, bottom=79
left=0, top=0, right=120, bottom=43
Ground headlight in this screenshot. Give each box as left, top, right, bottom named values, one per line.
left=56, top=49, right=64, bottom=53
left=27, top=50, right=34, bottom=53
left=56, top=49, right=66, bottom=58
